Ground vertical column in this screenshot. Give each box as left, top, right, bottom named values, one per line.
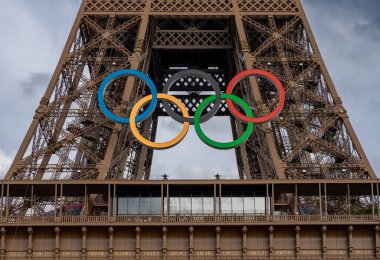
left=375, top=226, right=380, bottom=258
left=84, top=185, right=88, bottom=216
left=97, top=51, right=139, bottom=178
left=113, top=184, right=117, bottom=217
left=218, top=184, right=222, bottom=216
left=321, top=226, right=327, bottom=258
left=166, top=185, right=169, bottom=216
left=54, top=184, right=58, bottom=219
left=55, top=227, right=60, bottom=260
left=135, top=116, right=154, bottom=180
left=0, top=183, right=4, bottom=218
left=82, top=227, right=87, bottom=260
left=214, top=184, right=216, bottom=217
left=268, top=226, right=274, bottom=258
left=162, top=227, right=167, bottom=260
left=189, top=226, right=194, bottom=260
left=324, top=183, right=327, bottom=217
left=27, top=227, right=33, bottom=260
left=265, top=184, right=269, bottom=217
left=59, top=184, right=63, bottom=218
left=271, top=184, right=275, bottom=217
left=108, top=227, right=114, bottom=260
left=242, top=226, right=247, bottom=259
left=231, top=0, right=286, bottom=179
left=348, top=226, right=353, bottom=257
left=372, top=184, right=375, bottom=219
left=294, top=185, right=298, bottom=215
left=135, top=227, right=141, bottom=259
left=319, top=183, right=322, bottom=217
left=230, top=0, right=260, bottom=179
left=161, top=184, right=164, bottom=218
left=377, top=182, right=380, bottom=220
left=5, top=185, right=9, bottom=219
left=97, top=0, right=153, bottom=180
left=108, top=184, right=111, bottom=219
left=0, top=227, right=5, bottom=260
left=295, top=226, right=300, bottom=258
left=31, top=185, right=34, bottom=215
left=347, top=184, right=351, bottom=216
left=215, top=226, right=221, bottom=259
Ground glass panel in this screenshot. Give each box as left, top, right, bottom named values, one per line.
left=255, top=197, right=266, bottom=214
left=151, top=197, right=161, bottom=215
left=127, top=197, right=139, bottom=214
left=221, top=197, right=232, bottom=214
left=244, top=197, right=255, bottom=214
left=232, top=197, right=244, bottom=214
left=117, top=197, right=128, bottom=215
left=169, top=197, right=180, bottom=215
left=139, top=197, right=150, bottom=214
left=203, top=197, right=214, bottom=214
left=180, top=197, right=191, bottom=214
left=192, top=197, right=203, bottom=214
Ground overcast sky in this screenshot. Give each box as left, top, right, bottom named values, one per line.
left=0, top=0, right=379, bottom=179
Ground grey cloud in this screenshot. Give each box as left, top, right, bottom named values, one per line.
left=354, top=16, right=380, bottom=40
left=0, top=149, right=14, bottom=178
left=19, top=72, right=50, bottom=96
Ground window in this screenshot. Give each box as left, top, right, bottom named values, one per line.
left=117, top=196, right=162, bottom=215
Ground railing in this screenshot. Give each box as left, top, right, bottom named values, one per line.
left=1, top=214, right=379, bottom=225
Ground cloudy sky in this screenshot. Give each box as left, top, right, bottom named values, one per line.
left=0, top=0, right=379, bottom=179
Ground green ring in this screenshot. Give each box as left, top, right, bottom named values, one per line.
left=194, top=93, right=254, bottom=149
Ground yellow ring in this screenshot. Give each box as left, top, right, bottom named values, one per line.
left=130, top=93, right=190, bottom=149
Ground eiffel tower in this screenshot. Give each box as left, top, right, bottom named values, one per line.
left=1, top=0, right=379, bottom=259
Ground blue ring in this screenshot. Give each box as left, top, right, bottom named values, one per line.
left=97, top=69, right=158, bottom=123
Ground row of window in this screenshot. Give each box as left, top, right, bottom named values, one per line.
left=117, top=196, right=268, bottom=215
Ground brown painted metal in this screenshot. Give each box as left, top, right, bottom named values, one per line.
left=4, top=0, right=375, bottom=181
left=2, top=0, right=379, bottom=259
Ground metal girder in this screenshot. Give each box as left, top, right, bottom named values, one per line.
left=5, top=0, right=376, bottom=190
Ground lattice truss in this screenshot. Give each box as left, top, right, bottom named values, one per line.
left=237, top=0, right=298, bottom=13
left=151, top=0, right=233, bottom=13
left=230, top=34, right=278, bottom=180
left=104, top=19, right=235, bottom=181
left=239, top=15, right=372, bottom=179
left=84, top=0, right=299, bottom=14
left=8, top=1, right=374, bottom=183
left=7, top=14, right=146, bottom=181
left=4, top=0, right=376, bottom=218
left=156, top=73, right=229, bottom=116
left=85, top=0, right=146, bottom=12
left=153, top=18, right=232, bottom=49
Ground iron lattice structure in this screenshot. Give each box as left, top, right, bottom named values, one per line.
left=1, top=1, right=380, bottom=259
left=5, top=0, right=375, bottom=181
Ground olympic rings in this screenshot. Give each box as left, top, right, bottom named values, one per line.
left=97, top=68, right=285, bottom=150
left=130, top=93, right=190, bottom=149
left=98, top=69, right=158, bottom=124
left=162, top=69, right=222, bottom=125
left=194, top=94, right=254, bottom=149
left=226, top=69, right=285, bottom=123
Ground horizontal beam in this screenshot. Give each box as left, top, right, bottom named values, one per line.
left=1, top=214, right=379, bottom=227
left=1, top=179, right=378, bottom=185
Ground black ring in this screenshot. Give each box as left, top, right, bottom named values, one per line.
left=162, top=69, right=222, bottom=125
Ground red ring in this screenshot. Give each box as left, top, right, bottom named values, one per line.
left=226, top=69, right=285, bottom=123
